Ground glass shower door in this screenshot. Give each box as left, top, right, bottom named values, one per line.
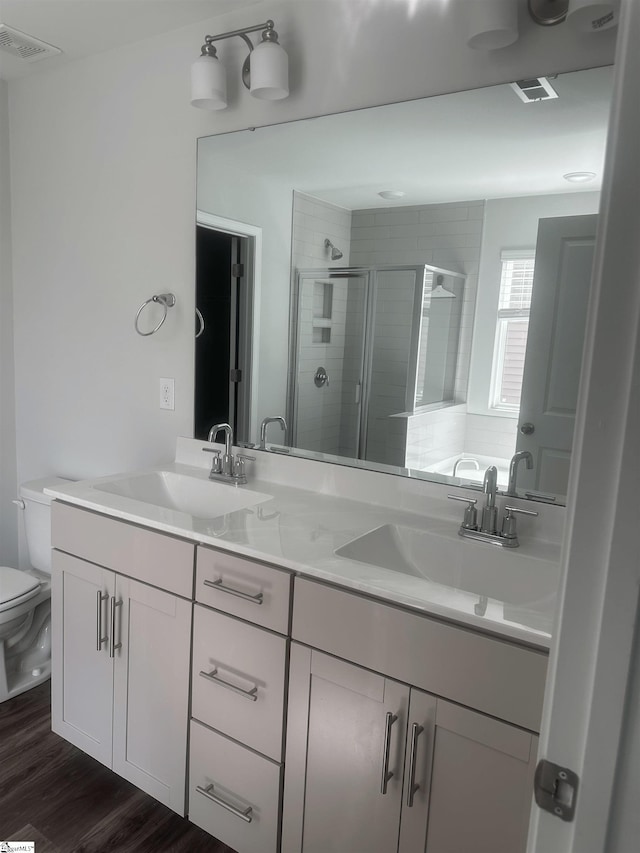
left=291, top=270, right=369, bottom=458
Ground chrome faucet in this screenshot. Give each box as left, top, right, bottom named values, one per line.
left=205, top=422, right=254, bottom=485
left=448, top=462, right=539, bottom=548
left=506, top=451, right=533, bottom=496
left=259, top=416, right=287, bottom=450
left=480, top=465, right=498, bottom=534
left=208, top=423, right=234, bottom=475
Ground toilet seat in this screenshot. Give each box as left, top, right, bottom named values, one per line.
left=0, top=566, right=41, bottom=613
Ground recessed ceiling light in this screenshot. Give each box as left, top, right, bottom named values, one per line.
left=563, top=171, right=597, bottom=183
left=378, top=190, right=405, bottom=199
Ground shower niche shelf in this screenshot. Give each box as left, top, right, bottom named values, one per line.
left=312, top=280, right=334, bottom=344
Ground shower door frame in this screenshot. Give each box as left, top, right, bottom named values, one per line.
left=287, top=264, right=431, bottom=461
left=287, top=267, right=373, bottom=458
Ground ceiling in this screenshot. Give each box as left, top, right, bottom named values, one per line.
left=198, top=65, right=613, bottom=208
left=0, top=0, right=261, bottom=80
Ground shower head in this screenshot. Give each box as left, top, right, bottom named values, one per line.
left=324, top=238, right=343, bottom=261
left=431, top=274, right=456, bottom=299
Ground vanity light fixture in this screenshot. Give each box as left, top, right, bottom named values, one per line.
left=527, top=0, right=618, bottom=30
left=191, top=19, right=288, bottom=111
left=563, top=171, right=597, bottom=182
left=466, top=0, right=519, bottom=49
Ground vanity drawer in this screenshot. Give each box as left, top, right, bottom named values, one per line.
left=51, top=502, right=194, bottom=599
left=189, top=719, right=281, bottom=853
left=292, top=577, right=548, bottom=732
left=196, top=546, right=291, bottom=634
left=192, top=604, right=287, bottom=761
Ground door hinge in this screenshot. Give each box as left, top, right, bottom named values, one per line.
left=534, top=759, right=579, bottom=822
left=230, top=369, right=242, bottom=383
left=232, top=263, right=244, bottom=278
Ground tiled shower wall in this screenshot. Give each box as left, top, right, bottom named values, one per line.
left=350, top=200, right=484, bottom=466
left=291, top=192, right=353, bottom=454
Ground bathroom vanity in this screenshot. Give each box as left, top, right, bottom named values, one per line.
left=47, top=439, right=561, bottom=853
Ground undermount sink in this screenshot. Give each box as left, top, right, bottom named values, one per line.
left=335, top=523, right=558, bottom=606
left=93, top=470, right=272, bottom=518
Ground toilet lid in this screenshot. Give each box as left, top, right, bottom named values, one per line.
left=0, top=566, right=41, bottom=612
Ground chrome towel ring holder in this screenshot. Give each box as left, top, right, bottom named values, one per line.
left=195, top=307, right=205, bottom=339
left=135, top=293, right=176, bottom=336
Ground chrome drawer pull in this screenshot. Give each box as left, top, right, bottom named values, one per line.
left=96, top=590, right=108, bottom=651
left=406, top=723, right=424, bottom=807
left=109, top=597, right=122, bottom=659
left=204, top=577, right=264, bottom=605
left=199, top=668, right=258, bottom=701
left=196, top=783, right=253, bottom=823
left=380, top=712, right=398, bottom=795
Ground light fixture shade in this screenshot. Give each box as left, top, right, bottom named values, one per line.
left=566, top=0, right=618, bottom=31
left=466, top=0, right=519, bottom=49
left=250, top=40, right=289, bottom=100
left=191, top=54, right=227, bottom=110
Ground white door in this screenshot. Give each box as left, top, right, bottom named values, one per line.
left=51, top=550, right=114, bottom=768
left=528, top=2, right=640, bottom=850
left=112, top=575, right=192, bottom=815
left=516, top=215, right=597, bottom=496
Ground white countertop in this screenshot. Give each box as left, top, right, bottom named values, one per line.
left=45, top=443, right=562, bottom=650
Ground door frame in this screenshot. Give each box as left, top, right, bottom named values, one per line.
left=528, top=1, right=640, bottom=849
left=196, top=210, right=262, bottom=442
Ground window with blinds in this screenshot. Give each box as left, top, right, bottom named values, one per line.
left=490, top=252, right=535, bottom=410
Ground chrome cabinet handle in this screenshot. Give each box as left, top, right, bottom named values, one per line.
left=196, top=783, right=253, bottom=823
left=203, top=577, right=264, bottom=605
left=406, top=723, right=424, bottom=807
left=380, top=712, right=398, bottom=795
left=109, top=597, right=122, bottom=658
left=96, top=591, right=108, bottom=651
left=199, top=668, right=258, bottom=702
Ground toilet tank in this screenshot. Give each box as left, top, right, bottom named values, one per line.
left=19, top=477, right=72, bottom=573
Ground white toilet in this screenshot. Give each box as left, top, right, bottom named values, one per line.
left=0, top=477, right=69, bottom=703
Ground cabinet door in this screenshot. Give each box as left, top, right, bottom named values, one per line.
left=112, top=576, right=192, bottom=815
left=282, top=643, right=409, bottom=853
left=51, top=550, right=115, bottom=768
left=400, top=691, right=538, bottom=853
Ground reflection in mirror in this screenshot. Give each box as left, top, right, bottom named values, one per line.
left=196, top=66, right=613, bottom=504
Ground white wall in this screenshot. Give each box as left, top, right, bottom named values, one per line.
left=6, top=0, right=616, bottom=565
left=468, top=190, right=601, bottom=416
left=0, top=80, right=18, bottom=566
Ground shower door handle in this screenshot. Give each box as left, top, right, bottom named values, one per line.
left=355, top=382, right=362, bottom=404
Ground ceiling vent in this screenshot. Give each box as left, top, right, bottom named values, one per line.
left=0, top=23, right=61, bottom=62
left=509, top=77, right=559, bottom=103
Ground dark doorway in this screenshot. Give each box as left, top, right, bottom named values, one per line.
left=195, top=226, right=251, bottom=441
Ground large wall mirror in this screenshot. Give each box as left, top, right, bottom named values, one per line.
left=195, top=65, right=612, bottom=505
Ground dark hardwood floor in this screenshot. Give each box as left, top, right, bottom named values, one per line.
left=0, top=682, right=235, bottom=852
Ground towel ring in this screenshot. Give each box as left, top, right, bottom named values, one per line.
left=196, top=307, right=205, bottom=339
left=135, top=293, right=176, bottom=336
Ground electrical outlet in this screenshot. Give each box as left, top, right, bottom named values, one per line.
left=159, top=378, right=175, bottom=411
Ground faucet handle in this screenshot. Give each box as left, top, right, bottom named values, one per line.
left=447, top=495, right=478, bottom=530
left=501, top=505, right=539, bottom=541
left=504, top=505, right=539, bottom=517
left=234, top=453, right=255, bottom=478
left=203, top=447, right=222, bottom=474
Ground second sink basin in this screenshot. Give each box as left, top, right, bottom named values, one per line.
left=335, top=523, right=558, bottom=606
left=94, top=470, right=272, bottom=518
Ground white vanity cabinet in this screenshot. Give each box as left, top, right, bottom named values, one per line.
left=188, top=544, right=292, bottom=853
left=50, top=502, right=194, bottom=816
left=282, top=578, right=545, bottom=853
